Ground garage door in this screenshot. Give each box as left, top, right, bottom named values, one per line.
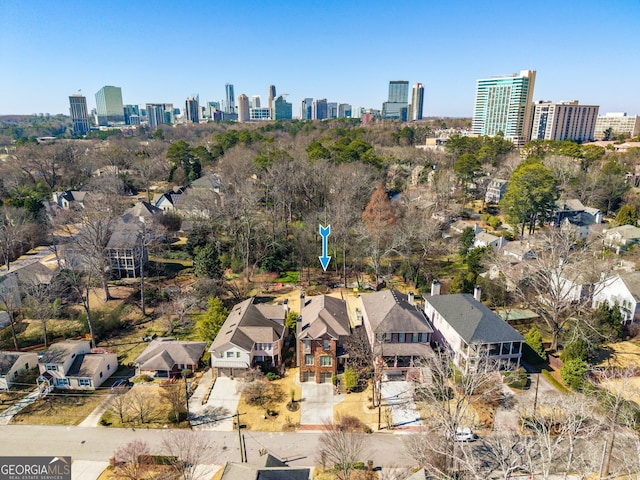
left=319, top=372, right=333, bottom=384
left=301, top=371, right=312, bottom=382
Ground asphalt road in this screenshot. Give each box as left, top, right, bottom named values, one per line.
left=0, top=425, right=409, bottom=467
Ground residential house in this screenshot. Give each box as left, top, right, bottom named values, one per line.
left=553, top=199, right=603, bottom=240
left=592, top=272, right=640, bottom=323
left=134, top=337, right=207, bottom=378
left=152, top=186, right=186, bottom=212
left=450, top=220, right=484, bottom=235
left=473, top=232, right=506, bottom=250
left=359, top=290, right=433, bottom=375
left=209, top=297, right=287, bottom=377
left=37, top=340, right=117, bottom=390
left=603, top=225, right=640, bottom=253
left=485, top=179, right=508, bottom=204
left=0, top=261, right=55, bottom=308
left=176, top=174, right=223, bottom=219
left=218, top=454, right=311, bottom=480
left=52, top=190, right=89, bottom=210
left=106, top=221, right=146, bottom=279
left=298, top=295, right=351, bottom=383
left=0, top=351, right=38, bottom=390
left=424, top=285, right=524, bottom=368
left=502, top=241, right=536, bottom=262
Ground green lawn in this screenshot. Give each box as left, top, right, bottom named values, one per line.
left=11, top=390, right=106, bottom=426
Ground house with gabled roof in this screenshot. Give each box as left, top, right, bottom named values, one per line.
left=298, top=295, right=351, bottom=383
left=424, top=286, right=524, bottom=369
left=603, top=225, right=640, bottom=253
left=592, top=271, right=640, bottom=323
left=359, top=290, right=433, bottom=374
left=52, top=190, right=89, bottom=210
left=0, top=351, right=38, bottom=390
left=106, top=221, right=146, bottom=279
left=37, top=340, right=117, bottom=390
left=473, top=232, right=506, bottom=250
left=209, top=297, right=287, bottom=377
left=218, top=454, right=311, bottom=480
left=134, top=338, right=207, bottom=378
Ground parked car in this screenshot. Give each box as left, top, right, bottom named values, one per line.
left=110, top=379, right=132, bottom=392
left=454, top=427, right=478, bottom=442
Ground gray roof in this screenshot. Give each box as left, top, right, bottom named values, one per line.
left=426, top=294, right=524, bottom=344
left=210, top=298, right=286, bottom=353
left=360, top=290, right=432, bottom=335
left=0, top=351, right=36, bottom=375
left=255, top=304, right=286, bottom=323
left=107, top=221, right=142, bottom=249
left=299, top=295, right=350, bottom=340
left=123, top=202, right=162, bottom=220
left=219, top=455, right=310, bottom=480
left=619, top=272, right=640, bottom=301
left=190, top=173, right=221, bottom=190
left=135, top=338, right=207, bottom=371
left=39, top=340, right=89, bottom=364
left=607, top=225, right=640, bottom=240
left=66, top=353, right=107, bottom=378
left=475, top=232, right=501, bottom=244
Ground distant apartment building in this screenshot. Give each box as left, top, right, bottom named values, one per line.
left=410, top=82, right=425, bottom=121
left=225, top=84, right=236, bottom=113
left=123, top=104, right=140, bottom=126
left=472, top=70, right=536, bottom=147
left=530, top=101, right=598, bottom=142
left=146, top=103, right=174, bottom=128
left=312, top=99, right=328, bottom=120
left=251, top=95, right=261, bottom=109
left=249, top=107, right=271, bottom=121
left=382, top=80, right=409, bottom=121
left=594, top=112, right=640, bottom=140
left=237, top=94, right=250, bottom=122
left=184, top=97, right=200, bottom=124
left=95, top=85, right=124, bottom=126
left=69, top=94, right=90, bottom=135
left=301, top=98, right=313, bottom=120
left=338, top=103, right=352, bottom=118
left=273, top=95, right=292, bottom=120
left=268, top=85, right=276, bottom=118
left=327, top=102, right=338, bottom=119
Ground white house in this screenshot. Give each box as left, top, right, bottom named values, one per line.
left=424, top=286, right=524, bottom=369
left=0, top=351, right=38, bottom=390
left=209, top=297, right=287, bottom=377
left=37, top=340, right=118, bottom=390
left=502, top=241, right=536, bottom=262
left=450, top=220, right=484, bottom=235
left=592, top=272, right=640, bottom=323
left=485, top=179, right=508, bottom=204
left=473, top=232, right=506, bottom=250
left=603, top=225, right=640, bottom=253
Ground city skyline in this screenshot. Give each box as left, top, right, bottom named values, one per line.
left=1, top=0, right=639, bottom=116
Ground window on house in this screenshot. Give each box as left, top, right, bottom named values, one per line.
left=107, top=364, right=110, bottom=370
left=77, top=378, right=92, bottom=387
left=236, top=352, right=240, bottom=358
left=99, top=372, right=103, bottom=378
left=391, top=333, right=399, bottom=343
left=46, top=365, right=58, bottom=372
left=320, top=356, right=332, bottom=366
left=305, top=354, right=314, bottom=365
left=385, top=333, right=392, bottom=343
left=323, top=340, right=330, bottom=350
left=55, top=378, right=70, bottom=387
left=412, top=333, right=419, bottom=343
left=226, top=352, right=234, bottom=358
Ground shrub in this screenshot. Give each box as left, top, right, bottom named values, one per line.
left=336, top=415, right=369, bottom=433
left=503, top=367, right=528, bottom=389
left=524, top=327, right=547, bottom=362
left=266, top=372, right=280, bottom=381
left=343, top=367, right=359, bottom=392
left=560, top=359, right=588, bottom=391
left=244, top=379, right=284, bottom=407
left=134, top=374, right=154, bottom=383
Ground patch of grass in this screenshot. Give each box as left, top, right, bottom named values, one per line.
left=11, top=390, right=106, bottom=426
left=541, top=369, right=570, bottom=394
left=334, top=383, right=383, bottom=431
left=275, top=271, right=300, bottom=284
left=237, top=368, right=301, bottom=431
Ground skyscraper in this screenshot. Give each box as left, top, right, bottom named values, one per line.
left=95, top=85, right=124, bottom=126
left=410, top=83, right=424, bottom=121
left=273, top=95, right=292, bottom=120
left=594, top=112, right=640, bottom=139
left=237, top=94, right=250, bottom=122
left=472, top=70, right=536, bottom=146
left=251, top=96, right=261, bottom=109
left=301, top=98, right=313, bottom=120
left=338, top=103, right=352, bottom=118
left=225, top=84, right=236, bottom=113
left=327, top=102, right=338, bottom=119
left=123, top=104, right=140, bottom=125
left=382, top=80, right=409, bottom=121
left=268, top=85, right=276, bottom=119
left=185, top=97, right=200, bottom=124
left=312, top=99, right=328, bottom=120
left=530, top=100, right=598, bottom=142
left=69, top=94, right=90, bottom=136
left=146, top=103, right=174, bottom=128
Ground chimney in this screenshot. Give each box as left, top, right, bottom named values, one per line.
left=431, top=280, right=441, bottom=296
left=408, top=291, right=415, bottom=306
left=474, top=285, right=482, bottom=302
left=299, top=292, right=305, bottom=314
left=283, top=298, right=289, bottom=317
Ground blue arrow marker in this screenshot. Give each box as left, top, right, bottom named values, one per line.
left=318, top=224, right=331, bottom=271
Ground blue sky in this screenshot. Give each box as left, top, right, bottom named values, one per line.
left=1, top=0, right=639, bottom=117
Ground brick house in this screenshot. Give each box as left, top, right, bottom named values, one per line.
left=297, top=295, right=350, bottom=383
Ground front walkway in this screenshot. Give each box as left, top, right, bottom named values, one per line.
left=190, top=376, right=241, bottom=431
left=71, top=461, right=109, bottom=480
left=0, top=389, right=43, bottom=425
left=381, top=380, right=422, bottom=430
left=79, top=394, right=114, bottom=428
left=299, top=380, right=344, bottom=428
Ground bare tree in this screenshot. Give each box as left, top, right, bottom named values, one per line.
left=112, top=439, right=151, bottom=480
left=0, top=274, right=21, bottom=350
left=165, top=293, right=198, bottom=335
left=162, top=431, right=213, bottom=480
left=0, top=206, right=33, bottom=272
left=317, top=420, right=370, bottom=480
left=160, top=381, right=186, bottom=424
left=128, top=388, right=156, bottom=424
left=23, top=282, right=59, bottom=348
left=471, top=433, right=530, bottom=480
left=108, top=386, right=131, bottom=424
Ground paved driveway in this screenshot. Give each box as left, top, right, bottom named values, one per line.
left=381, top=380, right=422, bottom=429
left=190, top=377, right=241, bottom=431
left=300, top=382, right=337, bottom=426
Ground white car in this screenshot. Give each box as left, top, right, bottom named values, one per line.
left=454, top=427, right=478, bottom=442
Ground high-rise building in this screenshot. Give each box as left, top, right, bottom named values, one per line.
left=338, top=103, right=352, bottom=118
left=268, top=85, right=276, bottom=118
left=327, top=102, right=338, bottom=119
left=185, top=97, right=200, bottom=124
left=594, top=112, right=640, bottom=140
left=249, top=107, right=271, bottom=121
left=530, top=101, right=598, bottom=142
left=472, top=70, right=536, bottom=147
left=225, top=84, right=236, bottom=113
left=410, top=83, right=425, bottom=121
left=251, top=96, right=261, bottom=109
left=123, top=104, right=139, bottom=125
left=382, top=80, right=409, bottom=121
left=273, top=95, right=292, bottom=120
left=69, top=94, right=90, bottom=136
left=205, top=101, right=221, bottom=119
left=301, top=98, right=313, bottom=120
left=146, top=103, right=174, bottom=128
left=237, top=94, right=250, bottom=122
left=312, top=99, right=328, bottom=120
left=95, top=86, right=124, bottom=126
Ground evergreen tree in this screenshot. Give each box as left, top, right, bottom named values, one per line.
left=197, top=297, right=229, bottom=340
left=193, top=243, right=222, bottom=279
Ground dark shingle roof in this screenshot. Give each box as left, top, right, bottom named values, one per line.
left=135, top=338, right=207, bottom=371
left=426, top=294, right=524, bottom=344
left=0, top=352, right=36, bottom=375
left=299, top=295, right=350, bottom=340
left=360, top=290, right=432, bottom=335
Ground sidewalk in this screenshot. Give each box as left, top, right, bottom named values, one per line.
left=0, top=389, right=42, bottom=425
left=78, top=394, right=114, bottom=428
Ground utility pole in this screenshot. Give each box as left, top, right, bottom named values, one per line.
left=235, top=411, right=245, bottom=462
left=139, top=224, right=146, bottom=316
left=532, top=373, right=540, bottom=415
left=184, top=372, right=190, bottom=427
